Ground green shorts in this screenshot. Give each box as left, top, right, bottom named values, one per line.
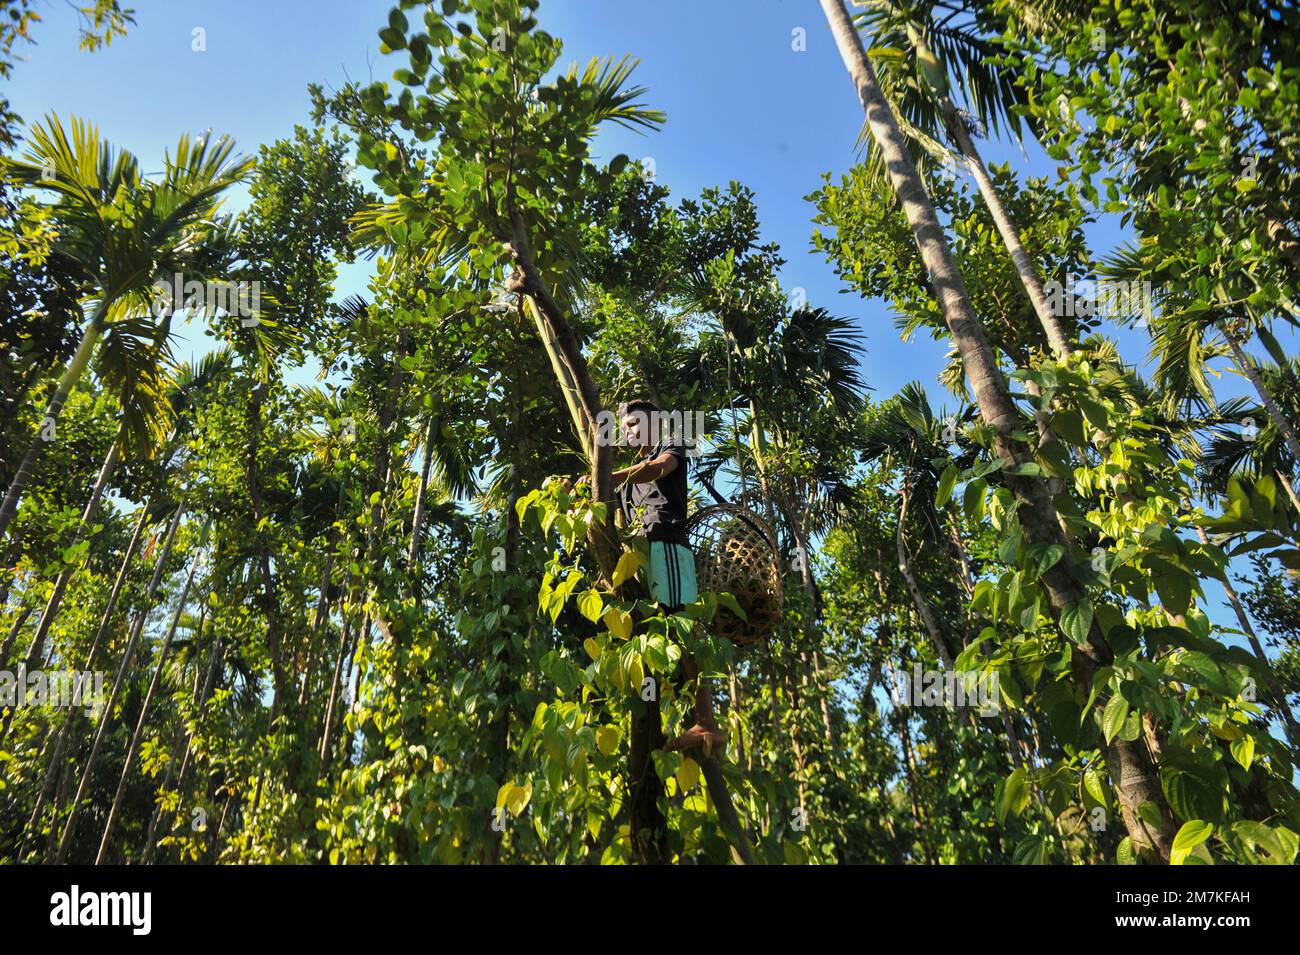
left=646, top=540, right=698, bottom=611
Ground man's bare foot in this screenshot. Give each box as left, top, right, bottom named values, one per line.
left=665, top=723, right=726, bottom=759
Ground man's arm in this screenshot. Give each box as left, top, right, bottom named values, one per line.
left=613, top=451, right=679, bottom=487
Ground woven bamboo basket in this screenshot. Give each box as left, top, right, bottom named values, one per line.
left=686, top=503, right=784, bottom=646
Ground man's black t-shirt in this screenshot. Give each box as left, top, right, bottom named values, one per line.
left=621, top=440, right=689, bottom=546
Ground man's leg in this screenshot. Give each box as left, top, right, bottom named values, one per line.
left=667, top=654, right=725, bottom=756
left=652, top=541, right=724, bottom=756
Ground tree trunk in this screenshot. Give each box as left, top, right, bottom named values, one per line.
left=16, top=501, right=152, bottom=853
left=822, top=0, right=1175, bottom=861
left=0, top=303, right=106, bottom=542
left=934, top=92, right=1072, bottom=359
left=53, top=496, right=187, bottom=863
left=1228, top=333, right=1300, bottom=484
left=23, top=428, right=124, bottom=669
left=1194, top=522, right=1300, bottom=746
left=94, top=528, right=204, bottom=864
left=407, top=414, right=436, bottom=573
left=245, top=380, right=289, bottom=713
left=896, top=483, right=954, bottom=669
left=142, top=629, right=222, bottom=864
left=506, top=210, right=684, bottom=863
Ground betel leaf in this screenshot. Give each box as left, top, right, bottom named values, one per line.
left=1036, top=544, right=1064, bottom=576
left=1154, top=569, right=1192, bottom=616
left=1163, top=766, right=1226, bottom=825
left=1012, top=835, right=1048, bottom=865
left=676, top=757, right=700, bottom=793
left=1230, top=735, right=1254, bottom=771
left=612, top=548, right=642, bottom=588
left=716, top=591, right=749, bottom=622
left=1060, top=597, right=1094, bottom=644
left=1076, top=394, right=1110, bottom=432
left=1101, top=693, right=1130, bottom=744
left=997, top=767, right=1030, bottom=824
left=1116, top=836, right=1136, bottom=865
left=963, top=477, right=987, bottom=522
left=1170, top=820, right=1213, bottom=866
left=1049, top=409, right=1087, bottom=446
left=602, top=607, right=632, bottom=640
left=1083, top=765, right=1109, bottom=808
left=576, top=589, right=604, bottom=623
left=596, top=725, right=619, bottom=757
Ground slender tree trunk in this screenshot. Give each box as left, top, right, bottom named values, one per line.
left=822, top=0, right=1175, bottom=860
left=16, top=502, right=152, bottom=852
left=95, top=529, right=205, bottom=863
left=1228, top=334, right=1300, bottom=479
left=1275, top=467, right=1300, bottom=521
left=934, top=93, right=1072, bottom=359
left=53, top=496, right=187, bottom=863
left=1194, top=523, right=1300, bottom=745
left=507, top=212, right=687, bottom=862
left=142, top=603, right=215, bottom=863
left=141, top=627, right=222, bottom=864
left=892, top=15, right=1071, bottom=358
left=891, top=685, right=937, bottom=864
left=896, top=483, right=954, bottom=669
left=317, top=617, right=354, bottom=768
left=783, top=497, right=836, bottom=746
left=407, top=414, right=436, bottom=573
left=0, top=304, right=106, bottom=541
left=505, top=211, right=618, bottom=579
left=245, top=380, right=289, bottom=712
left=1, top=602, right=34, bottom=668
left=23, top=428, right=124, bottom=669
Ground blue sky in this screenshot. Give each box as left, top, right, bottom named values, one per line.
left=9, top=2, right=1294, bottom=676
left=8, top=0, right=1153, bottom=400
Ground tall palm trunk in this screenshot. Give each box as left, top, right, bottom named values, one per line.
left=0, top=303, right=107, bottom=541
left=1193, top=523, right=1300, bottom=746
left=245, top=380, right=289, bottom=712
left=822, top=0, right=1176, bottom=861
left=407, top=414, right=436, bottom=574
left=902, top=23, right=1073, bottom=359
left=782, top=493, right=836, bottom=744
left=22, top=425, right=124, bottom=669
left=505, top=213, right=678, bottom=864
left=896, top=482, right=954, bottom=669
left=96, top=535, right=204, bottom=863
left=139, top=601, right=208, bottom=862
left=0, top=603, right=35, bottom=667
left=1227, top=333, right=1300, bottom=482
left=142, top=629, right=222, bottom=864
left=53, top=495, right=187, bottom=863
left=16, top=501, right=152, bottom=855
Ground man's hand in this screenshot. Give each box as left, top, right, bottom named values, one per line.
left=563, top=473, right=591, bottom=492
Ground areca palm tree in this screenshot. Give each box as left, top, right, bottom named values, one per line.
left=1199, top=356, right=1300, bottom=512
left=820, top=0, right=1177, bottom=860
left=849, top=0, right=1074, bottom=357
left=0, top=115, right=252, bottom=541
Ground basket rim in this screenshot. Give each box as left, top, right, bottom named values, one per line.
left=686, top=501, right=779, bottom=552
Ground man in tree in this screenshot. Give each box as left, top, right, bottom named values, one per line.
left=584, top=398, right=725, bottom=756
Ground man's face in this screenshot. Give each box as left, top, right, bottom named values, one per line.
left=622, top=411, right=650, bottom=448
